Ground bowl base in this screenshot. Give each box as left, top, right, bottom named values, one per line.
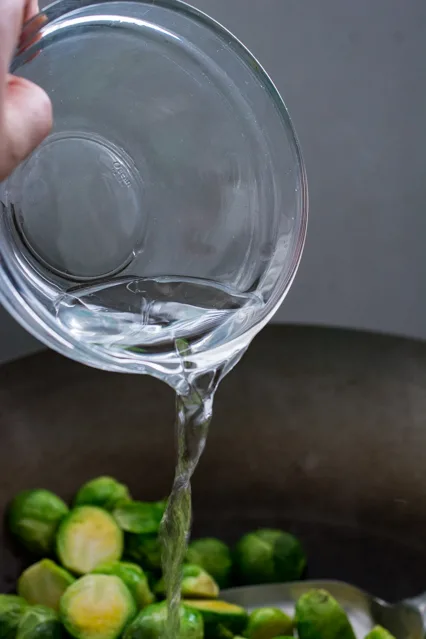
left=7, top=131, right=144, bottom=281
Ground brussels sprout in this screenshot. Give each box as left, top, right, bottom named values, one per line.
left=152, top=500, right=167, bottom=521
left=234, top=529, right=306, bottom=585
left=92, top=561, right=154, bottom=608
left=17, top=605, right=61, bottom=639
left=295, top=589, right=356, bottom=639
left=113, top=502, right=163, bottom=535
left=155, top=564, right=219, bottom=600
left=186, top=538, right=232, bottom=589
left=212, top=624, right=234, bottom=639
left=74, top=477, right=131, bottom=511
left=125, top=534, right=162, bottom=573
left=8, top=490, right=69, bottom=555
left=245, top=608, right=293, bottom=639
left=365, top=627, right=396, bottom=639
left=57, top=506, right=123, bottom=574
left=18, top=559, right=75, bottom=611
left=123, top=601, right=203, bottom=639
left=184, top=600, right=248, bottom=638
left=60, top=574, right=136, bottom=639
left=0, top=595, right=28, bottom=639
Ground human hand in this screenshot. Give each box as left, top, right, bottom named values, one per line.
left=0, top=0, right=52, bottom=182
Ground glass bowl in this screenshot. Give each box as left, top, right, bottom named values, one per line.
left=0, top=0, right=307, bottom=380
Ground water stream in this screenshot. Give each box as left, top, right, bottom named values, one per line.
left=159, top=329, right=249, bottom=639
left=56, top=274, right=257, bottom=637
left=160, top=370, right=217, bottom=638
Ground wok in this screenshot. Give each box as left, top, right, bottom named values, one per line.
left=0, top=326, right=425, bottom=603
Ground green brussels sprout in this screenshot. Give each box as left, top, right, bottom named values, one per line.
left=16, top=605, right=61, bottom=639
left=57, top=506, right=123, bottom=574
left=60, top=574, right=137, bottom=639
left=0, top=595, right=28, bottom=639
left=295, top=589, right=356, bottom=639
left=113, top=502, right=163, bottom=535
left=8, top=490, right=69, bottom=555
left=92, top=561, right=154, bottom=608
left=212, top=625, right=234, bottom=639
left=184, top=600, right=248, bottom=638
left=365, top=627, right=396, bottom=639
left=186, top=538, right=232, bottom=588
left=245, top=608, right=293, bottom=639
left=74, top=477, right=131, bottom=511
left=234, top=529, right=306, bottom=585
left=155, top=564, right=219, bottom=600
left=125, top=534, right=162, bottom=573
left=152, top=500, right=167, bottom=521
left=123, top=601, right=203, bottom=639
left=18, top=559, right=75, bottom=611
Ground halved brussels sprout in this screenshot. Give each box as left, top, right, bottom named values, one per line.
left=186, top=538, right=232, bottom=589
left=245, top=607, right=293, bottom=639
left=123, top=601, right=203, bottom=639
left=296, top=589, right=356, bottom=639
left=125, top=534, right=162, bottom=573
left=0, top=595, right=27, bottom=639
left=113, top=502, right=163, bottom=535
left=234, top=529, right=306, bottom=585
left=57, top=506, right=123, bottom=574
left=16, top=605, right=61, bottom=639
left=8, top=490, right=69, bottom=555
left=214, top=626, right=235, bottom=639
left=60, top=574, right=136, bottom=639
left=184, top=599, right=248, bottom=638
left=155, top=564, right=219, bottom=599
left=92, top=561, right=154, bottom=608
left=18, top=559, right=75, bottom=611
left=74, top=477, right=131, bottom=511
left=365, top=627, right=396, bottom=639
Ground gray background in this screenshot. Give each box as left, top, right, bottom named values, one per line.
left=1, top=0, right=425, bottom=362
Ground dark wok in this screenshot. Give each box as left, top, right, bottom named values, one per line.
left=1, top=326, right=425, bottom=602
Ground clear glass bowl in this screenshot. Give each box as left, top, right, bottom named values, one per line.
left=0, top=0, right=307, bottom=380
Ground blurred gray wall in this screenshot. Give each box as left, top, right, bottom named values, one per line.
left=1, top=0, right=425, bottom=363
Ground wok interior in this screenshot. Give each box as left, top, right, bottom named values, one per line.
left=1, top=326, right=426, bottom=602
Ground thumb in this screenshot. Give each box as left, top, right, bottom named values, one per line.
left=0, top=74, right=52, bottom=181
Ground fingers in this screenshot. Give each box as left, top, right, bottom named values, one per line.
left=0, top=75, right=52, bottom=182
left=0, top=0, right=52, bottom=181
left=0, top=1, right=38, bottom=73
left=19, top=11, right=47, bottom=60
left=24, top=0, right=40, bottom=23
